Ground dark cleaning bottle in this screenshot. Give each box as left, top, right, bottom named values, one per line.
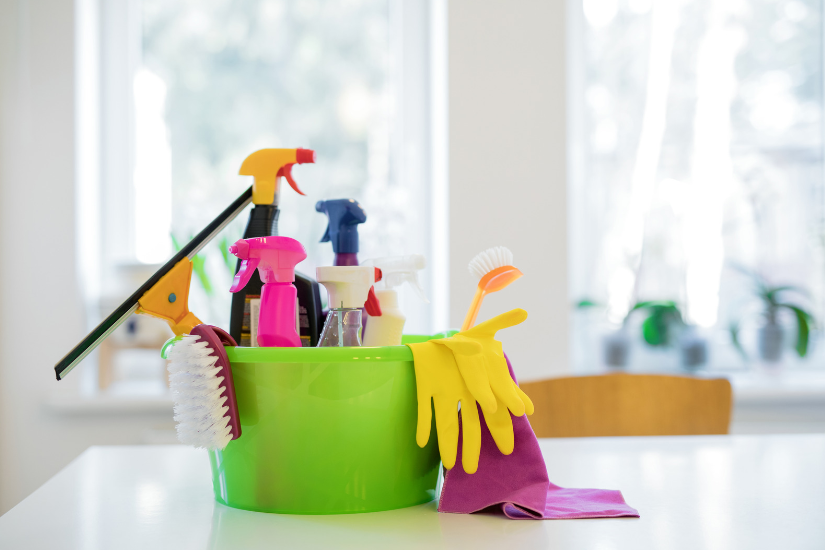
left=229, top=148, right=322, bottom=347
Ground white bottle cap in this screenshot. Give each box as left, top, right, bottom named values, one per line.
left=316, top=266, right=376, bottom=309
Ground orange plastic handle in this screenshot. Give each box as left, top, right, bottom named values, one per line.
left=136, top=258, right=202, bottom=335
left=461, top=287, right=486, bottom=332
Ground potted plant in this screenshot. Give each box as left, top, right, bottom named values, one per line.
left=578, top=300, right=706, bottom=368
left=729, top=269, right=815, bottom=363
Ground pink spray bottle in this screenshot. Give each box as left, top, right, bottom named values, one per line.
left=229, top=236, right=307, bottom=347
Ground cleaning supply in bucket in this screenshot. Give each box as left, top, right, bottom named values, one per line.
left=432, top=309, right=535, bottom=454
left=407, top=311, right=639, bottom=519
left=166, top=325, right=241, bottom=450
left=229, top=236, right=307, bottom=347
left=405, top=337, right=484, bottom=473
left=406, top=309, right=534, bottom=473
left=439, top=353, right=639, bottom=520
left=316, top=266, right=383, bottom=346
left=229, top=148, right=322, bottom=348
left=461, top=246, right=523, bottom=331
left=55, top=187, right=255, bottom=380
left=316, top=198, right=366, bottom=266
left=362, top=254, right=429, bottom=346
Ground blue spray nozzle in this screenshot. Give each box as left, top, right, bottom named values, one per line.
left=316, top=199, right=367, bottom=254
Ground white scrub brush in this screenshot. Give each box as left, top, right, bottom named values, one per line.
left=462, top=246, right=523, bottom=330
left=166, top=325, right=241, bottom=450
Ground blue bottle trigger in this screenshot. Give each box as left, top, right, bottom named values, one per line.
left=316, top=199, right=367, bottom=254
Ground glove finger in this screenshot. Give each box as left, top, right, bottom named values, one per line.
left=416, top=393, right=434, bottom=448
left=433, top=395, right=459, bottom=470
left=484, top=402, right=515, bottom=455
left=452, top=352, right=497, bottom=414
left=488, top=354, right=526, bottom=416
left=460, top=399, right=481, bottom=474
left=514, top=383, right=534, bottom=416
left=464, top=308, right=528, bottom=338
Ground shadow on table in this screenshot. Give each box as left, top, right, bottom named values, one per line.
left=206, top=499, right=550, bottom=549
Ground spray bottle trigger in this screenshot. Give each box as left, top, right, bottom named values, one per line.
left=229, top=257, right=261, bottom=293
left=364, top=267, right=383, bottom=316
left=365, top=286, right=382, bottom=316
left=408, top=276, right=430, bottom=304
left=277, top=164, right=305, bottom=196
left=319, top=224, right=331, bottom=243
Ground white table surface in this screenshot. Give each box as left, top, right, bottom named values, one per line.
left=1, top=435, right=823, bottom=550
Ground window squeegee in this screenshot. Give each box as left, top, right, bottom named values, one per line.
left=54, top=186, right=254, bottom=380
left=55, top=147, right=317, bottom=380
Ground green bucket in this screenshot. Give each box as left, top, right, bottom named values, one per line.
left=209, top=335, right=445, bottom=515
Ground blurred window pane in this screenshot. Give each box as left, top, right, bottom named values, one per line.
left=94, top=0, right=436, bottom=393
left=571, top=0, right=823, bottom=370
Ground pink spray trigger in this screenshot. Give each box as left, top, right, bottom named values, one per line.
left=230, top=257, right=260, bottom=293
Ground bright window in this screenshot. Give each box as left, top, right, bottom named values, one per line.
left=570, top=0, right=824, bottom=371
left=88, top=0, right=442, bottom=393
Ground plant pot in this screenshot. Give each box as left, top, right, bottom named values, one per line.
left=680, top=332, right=707, bottom=369
left=758, top=323, right=784, bottom=363
left=602, top=331, right=630, bottom=368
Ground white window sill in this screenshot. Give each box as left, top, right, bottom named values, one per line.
left=48, top=393, right=173, bottom=415
left=728, top=370, right=825, bottom=405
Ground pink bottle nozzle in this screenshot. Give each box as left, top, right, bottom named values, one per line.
left=228, top=240, right=247, bottom=258
left=228, top=236, right=307, bottom=348
left=229, top=237, right=306, bottom=293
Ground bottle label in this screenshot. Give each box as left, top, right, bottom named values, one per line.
left=249, top=299, right=261, bottom=347
left=240, top=294, right=261, bottom=347
left=298, top=302, right=312, bottom=346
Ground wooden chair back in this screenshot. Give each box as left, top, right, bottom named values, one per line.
left=519, top=373, right=732, bottom=438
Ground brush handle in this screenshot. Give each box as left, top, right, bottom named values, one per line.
left=461, top=287, right=486, bottom=331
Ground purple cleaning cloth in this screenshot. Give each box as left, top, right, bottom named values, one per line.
left=437, top=356, right=640, bottom=520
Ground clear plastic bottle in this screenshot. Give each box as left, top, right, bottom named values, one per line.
left=319, top=308, right=363, bottom=347
left=315, top=266, right=380, bottom=347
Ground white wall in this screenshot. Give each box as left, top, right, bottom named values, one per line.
left=447, top=0, right=569, bottom=381
left=0, top=0, right=171, bottom=515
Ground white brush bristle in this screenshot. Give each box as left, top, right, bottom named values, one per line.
left=468, top=246, right=514, bottom=281
left=166, top=335, right=233, bottom=450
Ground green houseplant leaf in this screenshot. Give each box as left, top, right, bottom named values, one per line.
left=629, top=301, right=683, bottom=347
left=729, top=321, right=747, bottom=360
left=779, top=304, right=812, bottom=357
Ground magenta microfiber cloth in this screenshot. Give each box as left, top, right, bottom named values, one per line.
left=437, top=356, right=639, bottom=520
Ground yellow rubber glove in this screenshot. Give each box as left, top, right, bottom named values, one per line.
left=407, top=339, right=484, bottom=474
left=432, top=308, right=534, bottom=455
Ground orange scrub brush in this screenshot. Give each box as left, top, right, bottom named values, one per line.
left=461, top=246, right=523, bottom=331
